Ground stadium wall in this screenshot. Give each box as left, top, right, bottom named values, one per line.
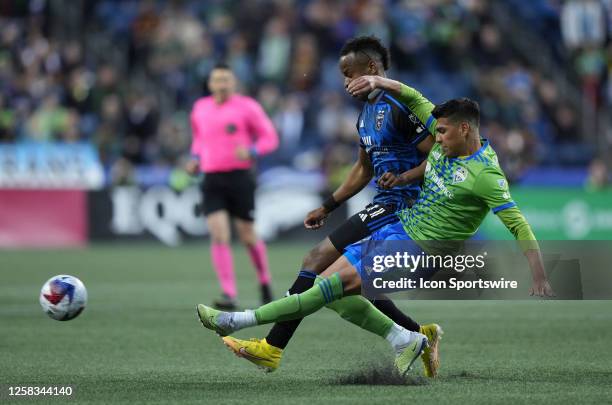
left=1, top=185, right=611, bottom=248
left=0, top=189, right=88, bottom=247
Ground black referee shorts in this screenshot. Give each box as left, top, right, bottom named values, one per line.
left=201, top=169, right=256, bottom=221
left=328, top=202, right=409, bottom=251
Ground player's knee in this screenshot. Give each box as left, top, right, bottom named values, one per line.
left=209, top=228, right=230, bottom=244
left=301, top=249, right=322, bottom=273
left=237, top=227, right=257, bottom=246
left=302, top=243, right=333, bottom=273
left=210, top=235, right=229, bottom=244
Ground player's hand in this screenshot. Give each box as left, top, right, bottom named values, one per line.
left=529, top=277, right=555, bottom=297
left=346, top=75, right=380, bottom=98
left=377, top=172, right=406, bottom=189
left=304, top=207, right=329, bottom=230
left=185, top=160, right=200, bottom=175
left=235, top=146, right=251, bottom=161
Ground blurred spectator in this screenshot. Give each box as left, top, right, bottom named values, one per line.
left=0, top=0, right=608, bottom=187
left=0, top=94, right=16, bottom=141
left=585, top=158, right=609, bottom=191
left=273, top=94, right=305, bottom=161
left=561, top=0, right=606, bottom=49
left=257, top=17, right=291, bottom=84
left=26, top=94, right=71, bottom=141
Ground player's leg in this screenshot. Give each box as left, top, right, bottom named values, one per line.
left=197, top=237, right=427, bottom=376
left=235, top=218, right=272, bottom=304
left=197, top=252, right=391, bottom=331
left=265, top=203, right=421, bottom=350
left=197, top=265, right=350, bottom=337
left=228, top=170, right=273, bottom=305
left=206, top=210, right=237, bottom=309
left=202, top=172, right=237, bottom=309
left=317, top=256, right=428, bottom=376
left=264, top=236, right=339, bottom=348
left=217, top=237, right=340, bottom=372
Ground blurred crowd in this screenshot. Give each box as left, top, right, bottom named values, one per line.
left=0, top=0, right=610, bottom=185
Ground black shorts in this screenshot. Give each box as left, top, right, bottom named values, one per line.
left=328, top=202, right=406, bottom=251
left=201, top=170, right=256, bottom=221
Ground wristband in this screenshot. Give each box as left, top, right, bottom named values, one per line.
left=322, top=195, right=341, bottom=212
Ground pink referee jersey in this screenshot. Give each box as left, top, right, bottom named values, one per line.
left=190, top=94, right=279, bottom=173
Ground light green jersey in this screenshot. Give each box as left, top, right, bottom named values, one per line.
left=398, top=140, right=516, bottom=240
left=395, top=83, right=536, bottom=248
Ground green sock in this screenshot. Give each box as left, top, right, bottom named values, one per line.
left=254, top=273, right=343, bottom=324
left=325, top=295, right=394, bottom=338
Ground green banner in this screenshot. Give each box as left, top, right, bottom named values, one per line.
left=480, top=188, right=612, bottom=240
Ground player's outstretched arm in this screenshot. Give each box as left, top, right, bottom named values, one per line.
left=346, top=76, right=436, bottom=134
left=496, top=208, right=554, bottom=297
left=474, top=166, right=554, bottom=297
left=304, top=148, right=374, bottom=229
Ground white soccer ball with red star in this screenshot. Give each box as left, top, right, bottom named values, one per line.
left=39, top=275, right=87, bottom=321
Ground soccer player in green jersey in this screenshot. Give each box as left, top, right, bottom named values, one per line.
left=197, top=80, right=554, bottom=377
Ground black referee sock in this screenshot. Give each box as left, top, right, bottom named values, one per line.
left=265, top=270, right=316, bottom=349
left=370, top=299, right=420, bottom=332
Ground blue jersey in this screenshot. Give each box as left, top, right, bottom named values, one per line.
left=356, top=91, right=430, bottom=211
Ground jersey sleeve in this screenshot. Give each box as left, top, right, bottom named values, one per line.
left=496, top=207, right=539, bottom=251
left=474, top=167, right=539, bottom=251
left=385, top=96, right=429, bottom=145
left=246, top=98, right=279, bottom=156
left=473, top=166, right=516, bottom=214
left=397, top=84, right=437, bottom=135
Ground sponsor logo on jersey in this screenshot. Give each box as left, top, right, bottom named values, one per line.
left=426, top=164, right=454, bottom=199
left=375, top=110, right=385, bottom=131
left=452, top=167, right=468, bottom=184
left=497, top=179, right=507, bottom=189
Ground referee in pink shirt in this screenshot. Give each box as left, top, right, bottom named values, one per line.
left=186, top=63, right=279, bottom=310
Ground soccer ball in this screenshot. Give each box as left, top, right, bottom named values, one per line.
left=39, top=275, right=87, bottom=321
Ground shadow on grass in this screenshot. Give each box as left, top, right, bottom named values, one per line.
left=332, top=360, right=429, bottom=386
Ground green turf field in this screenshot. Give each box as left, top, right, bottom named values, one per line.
left=1, top=243, right=611, bottom=404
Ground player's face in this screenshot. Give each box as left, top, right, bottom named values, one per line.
left=208, top=68, right=236, bottom=100
left=435, top=117, right=469, bottom=158
left=339, top=54, right=375, bottom=102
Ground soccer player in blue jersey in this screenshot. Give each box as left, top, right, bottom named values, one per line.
left=219, top=36, right=442, bottom=376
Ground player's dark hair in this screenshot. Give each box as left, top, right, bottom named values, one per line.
left=340, top=35, right=390, bottom=70
left=432, top=98, right=480, bottom=128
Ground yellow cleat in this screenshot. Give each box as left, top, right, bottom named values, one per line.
left=222, top=336, right=283, bottom=372
left=419, top=323, right=443, bottom=377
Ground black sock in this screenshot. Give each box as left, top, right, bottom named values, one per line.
left=260, top=284, right=272, bottom=304
left=265, top=271, right=316, bottom=349
left=370, top=299, right=420, bottom=332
